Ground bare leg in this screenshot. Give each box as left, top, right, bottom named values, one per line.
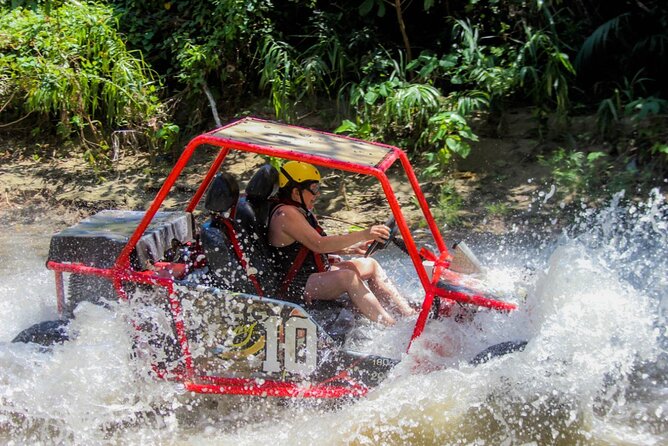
left=304, top=269, right=396, bottom=325
left=338, top=258, right=416, bottom=316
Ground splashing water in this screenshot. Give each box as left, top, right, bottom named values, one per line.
left=0, top=190, right=666, bottom=445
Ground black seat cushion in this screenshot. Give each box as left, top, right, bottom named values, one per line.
left=201, top=172, right=256, bottom=293
left=200, top=219, right=255, bottom=293
left=244, top=164, right=279, bottom=226
left=236, top=199, right=279, bottom=295
left=200, top=167, right=281, bottom=296
left=235, top=164, right=280, bottom=296
left=204, top=172, right=239, bottom=214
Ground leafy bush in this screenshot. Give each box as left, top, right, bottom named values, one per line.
left=337, top=77, right=450, bottom=147
left=334, top=46, right=480, bottom=179
left=539, top=149, right=605, bottom=197
left=419, top=111, right=478, bottom=177
left=0, top=0, right=171, bottom=163
left=335, top=6, right=574, bottom=173
left=594, top=73, right=668, bottom=176
left=431, top=180, right=463, bottom=228
left=109, top=0, right=273, bottom=128
left=516, top=24, right=575, bottom=123
left=257, top=14, right=352, bottom=122
left=536, top=148, right=653, bottom=200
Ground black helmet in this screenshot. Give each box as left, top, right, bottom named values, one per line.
left=204, top=172, right=239, bottom=213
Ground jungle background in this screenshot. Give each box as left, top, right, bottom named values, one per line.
left=1, top=0, right=667, bottom=235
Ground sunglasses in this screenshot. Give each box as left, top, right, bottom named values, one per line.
left=304, top=182, right=321, bottom=195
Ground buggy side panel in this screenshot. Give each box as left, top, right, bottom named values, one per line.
left=170, top=284, right=397, bottom=390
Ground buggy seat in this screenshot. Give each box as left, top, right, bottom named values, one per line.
left=236, top=164, right=281, bottom=296
left=200, top=172, right=259, bottom=294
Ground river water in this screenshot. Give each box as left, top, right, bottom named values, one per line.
left=0, top=190, right=666, bottom=445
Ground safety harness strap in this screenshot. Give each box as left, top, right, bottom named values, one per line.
left=279, top=246, right=310, bottom=295
left=272, top=201, right=329, bottom=296
left=217, top=215, right=264, bottom=296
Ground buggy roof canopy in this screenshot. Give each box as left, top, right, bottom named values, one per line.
left=211, top=117, right=398, bottom=170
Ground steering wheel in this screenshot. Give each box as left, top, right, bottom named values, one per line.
left=364, top=216, right=398, bottom=257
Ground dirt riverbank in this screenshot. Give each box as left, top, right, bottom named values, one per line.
left=0, top=110, right=568, bottom=241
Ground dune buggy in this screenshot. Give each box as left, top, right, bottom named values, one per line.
left=15, top=117, right=522, bottom=398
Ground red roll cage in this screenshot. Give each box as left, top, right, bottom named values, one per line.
left=46, top=117, right=516, bottom=398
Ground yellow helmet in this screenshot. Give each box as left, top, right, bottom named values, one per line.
left=279, top=161, right=321, bottom=188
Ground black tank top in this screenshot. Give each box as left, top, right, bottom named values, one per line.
left=269, top=202, right=329, bottom=299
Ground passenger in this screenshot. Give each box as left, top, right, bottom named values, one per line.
left=268, top=161, right=416, bottom=326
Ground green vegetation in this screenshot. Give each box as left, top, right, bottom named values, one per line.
left=0, top=0, right=170, bottom=167
left=431, top=181, right=463, bottom=228
left=539, top=148, right=609, bottom=198
left=1, top=0, right=666, bottom=214
left=485, top=202, right=511, bottom=217
left=539, top=147, right=654, bottom=200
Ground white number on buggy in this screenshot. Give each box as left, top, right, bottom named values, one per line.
left=262, top=316, right=317, bottom=374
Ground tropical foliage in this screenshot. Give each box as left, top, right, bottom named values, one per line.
left=0, top=0, right=169, bottom=165
left=1, top=0, right=666, bottom=190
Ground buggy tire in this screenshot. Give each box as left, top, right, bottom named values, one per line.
left=12, top=319, right=70, bottom=347
left=470, top=340, right=528, bottom=365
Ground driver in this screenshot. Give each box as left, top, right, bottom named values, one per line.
left=268, top=161, right=416, bottom=326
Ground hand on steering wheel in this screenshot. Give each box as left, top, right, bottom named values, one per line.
left=364, top=216, right=398, bottom=257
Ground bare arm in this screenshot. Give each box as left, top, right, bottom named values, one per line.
left=334, top=241, right=371, bottom=256
left=269, top=205, right=389, bottom=254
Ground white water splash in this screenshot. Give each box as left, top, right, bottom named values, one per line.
left=0, top=189, right=666, bottom=444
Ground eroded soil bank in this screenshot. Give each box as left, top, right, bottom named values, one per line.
left=0, top=111, right=594, bottom=240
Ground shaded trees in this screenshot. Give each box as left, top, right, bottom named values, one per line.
left=0, top=0, right=170, bottom=167
left=1, top=0, right=666, bottom=188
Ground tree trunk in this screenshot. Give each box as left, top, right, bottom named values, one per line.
left=395, top=0, right=413, bottom=63
left=202, top=81, right=222, bottom=128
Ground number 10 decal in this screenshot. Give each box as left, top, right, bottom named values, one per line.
left=262, top=316, right=318, bottom=374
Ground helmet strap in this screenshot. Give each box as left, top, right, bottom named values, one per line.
left=281, top=166, right=314, bottom=212
left=279, top=194, right=313, bottom=218
left=297, top=188, right=309, bottom=212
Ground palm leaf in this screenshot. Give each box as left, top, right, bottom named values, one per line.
left=575, top=13, right=631, bottom=71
